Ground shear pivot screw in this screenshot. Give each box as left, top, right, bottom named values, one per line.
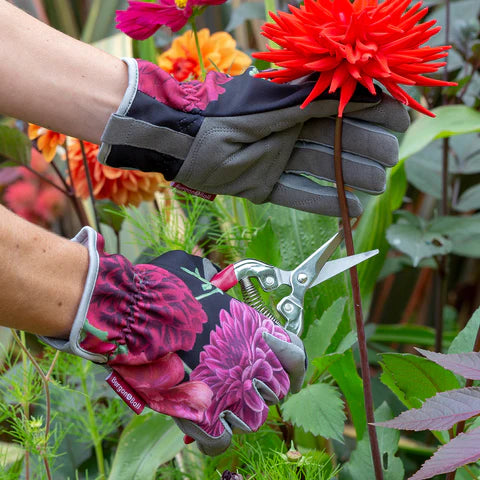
left=283, top=303, right=294, bottom=313
left=297, top=273, right=308, bottom=284
left=265, top=276, right=275, bottom=286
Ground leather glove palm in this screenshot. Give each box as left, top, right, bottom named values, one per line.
left=99, top=59, right=410, bottom=217
left=41, top=227, right=306, bottom=456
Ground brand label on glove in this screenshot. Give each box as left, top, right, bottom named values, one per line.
left=171, top=182, right=216, bottom=201
left=106, top=371, right=145, bottom=415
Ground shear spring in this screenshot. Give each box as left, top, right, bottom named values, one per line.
left=240, top=278, right=279, bottom=324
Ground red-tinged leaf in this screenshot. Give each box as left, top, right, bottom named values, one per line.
left=416, top=348, right=480, bottom=380
left=377, top=387, right=480, bottom=432
left=409, top=427, right=480, bottom=480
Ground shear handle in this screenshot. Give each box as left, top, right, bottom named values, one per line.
left=210, top=259, right=281, bottom=292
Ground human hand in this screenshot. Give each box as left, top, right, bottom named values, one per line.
left=98, top=59, right=410, bottom=217
left=41, top=227, right=306, bottom=455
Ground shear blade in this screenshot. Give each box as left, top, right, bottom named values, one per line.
left=311, top=249, right=379, bottom=287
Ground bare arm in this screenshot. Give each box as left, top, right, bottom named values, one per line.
left=0, top=0, right=127, bottom=143
left=0, top=205, right=88, bottom=337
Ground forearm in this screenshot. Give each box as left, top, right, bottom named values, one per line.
left=0, top=0, right=127, bottom=143
left=0, top=205, right=88, bottom=337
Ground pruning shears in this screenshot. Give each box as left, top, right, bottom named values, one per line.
left=210, top=231, right=378, bottom=336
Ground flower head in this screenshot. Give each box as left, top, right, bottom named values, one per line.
left=190, top=299, right=290, bottom=436
left=28, top=124, right=66, bottom=162
left=158, top=28, right=251, bottom=81
left=68, top=140, right=164, bottom=206
left=3, top=148, right=66, bottom=226
left=116, top=0, right=227, bottom=39
left=253, top=0, right=456, bottom=117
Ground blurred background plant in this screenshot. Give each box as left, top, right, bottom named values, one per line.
left=0, top=0, right=479, bottom=479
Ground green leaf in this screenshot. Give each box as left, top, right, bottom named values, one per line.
left=430, top=215, right=480, bottom=258
left=329, top=351, right=366, bottom=440
left=449, top=306, right=480, bottom=354
left=371, top=324, right=455, bottom=348
left=454, top=184, right=480, bottom=212
left=81, top=0, right=123, bottom=43
left=380, top=353, right=460, bottom=409
left=245, top=219, right=281, bottom=267
left=311, top=353, right=343, bottom=377
left=343, top=402, right=404, bottom=480
left=386, top=222, right=452, bottom=266
left=281, top=383, right=345, bottom=442
left=108, top=413, right=184, bottom=480
left=399, top=106, right=480, bottom=161
left=0, top=126, right=31, bottom=167
left=226, top=2, right=265, bottom=31
left=405, top=154, right=445, bottom=199
left=97, top=201, right=125, bottom=233
left=304, top=297, right=347, bottom=378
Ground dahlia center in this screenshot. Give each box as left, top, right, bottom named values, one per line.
left=175, top=0, right=187, bottom=8
left=171, top=56, right=198, bottom=81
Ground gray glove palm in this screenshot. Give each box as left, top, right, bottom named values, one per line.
left=99, top=59, right=410, bottom=216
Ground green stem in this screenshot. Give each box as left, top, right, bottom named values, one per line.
left=80, top=362, right=105, bottom=480
left=264, top=0, right=276, bottom=21
left=19, top=331, right=30, bottom=480
left=190, top=19, right=206, bottom=81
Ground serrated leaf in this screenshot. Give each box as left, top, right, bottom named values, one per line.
left=409, top=427, right=480, bottom=480
left=344, top=403, right=404, bottom=480
left=380, top=353, right=460, bottom=409
left=108, top=413, right=184, bottom=480
left=377, top=387, right=480, bottom=432
left=449, top=307, right=480, bottom=354
left=304, top=297, right=347, bottom=378
left=386, top=223, right=452, bottom=266
left=0, top=126, right=31, bottom=166
left=416, top=348, right=480, bottom=380
left=281, top=383, right=345, bottom=442
left=399, top=106, right=480, bottom=161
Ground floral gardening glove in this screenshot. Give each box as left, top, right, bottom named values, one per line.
left=40, top=227, right=306, bottom=456
left=98, top=58, right=410, bottom=217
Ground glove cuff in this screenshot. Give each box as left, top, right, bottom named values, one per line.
left=39, top=226, right=107, bottom=364
left=98, top=57, right=139, bottom=166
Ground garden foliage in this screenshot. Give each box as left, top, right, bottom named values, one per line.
left=0, top=0, right=480, bottom=479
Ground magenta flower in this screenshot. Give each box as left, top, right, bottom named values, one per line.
left=116, top=0, right=228, bottom=39
left=190, top=299, right=291, bottom=436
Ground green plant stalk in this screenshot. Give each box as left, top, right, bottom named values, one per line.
left=79, top=140, right=102, bottom=234
left=19, top=331, right=30, bottom=480
left=333, top=116, right=383, bottom=480
left=80, top=361, right=106, bottom=480
left=190, top=18, right=207, bottom=81
left=263, top=0, right=277, bottom=55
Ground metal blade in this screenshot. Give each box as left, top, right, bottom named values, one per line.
left=311, top=249, right=379, bottom=287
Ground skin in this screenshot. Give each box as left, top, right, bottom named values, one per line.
left=0, top=1, right=128, bottom=336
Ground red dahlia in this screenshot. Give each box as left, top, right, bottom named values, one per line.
left=253, top=0, right=456, bottom=117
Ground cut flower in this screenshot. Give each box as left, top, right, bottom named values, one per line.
left=28, top=124, right=66, bottom=162
left=68, top=140, right=164, bottom=206
left=117, top=0, right=227, bottom=39
left=158, top=28, right=251, bottom=81
left=253, top=0, right=457, bottom=117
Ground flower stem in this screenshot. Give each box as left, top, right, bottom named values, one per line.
left=80, top=361, right=106, bottom=479
left=79, top=140, right=102, bottom=234
left=190, top=19, right=206, bottom=81
left=333, top=116, right=384, bottom=480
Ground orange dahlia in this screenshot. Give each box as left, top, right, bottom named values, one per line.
left=158, top=28, right=251, bottom=81
left=253, top=0, right=456, bottom=117
left=28, top=124, right=66, bottom=162
left=68, top=140, right=164, bottom=207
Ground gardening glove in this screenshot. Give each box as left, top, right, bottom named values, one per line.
left=40, top=226, right=306, bottom=456
left=98, top=58, right=410, bottom=217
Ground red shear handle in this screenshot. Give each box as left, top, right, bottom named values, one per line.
left=210, top=264, right=238, bottom=291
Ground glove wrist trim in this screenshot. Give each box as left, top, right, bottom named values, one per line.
left=39, top=227, right=107, bottom=364
left=98, top=57, right=139, bottom=165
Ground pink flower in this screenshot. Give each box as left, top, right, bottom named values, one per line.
left=190, top=299, right=291, bottom=436
left=116, top=0, right=227, bottom=39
